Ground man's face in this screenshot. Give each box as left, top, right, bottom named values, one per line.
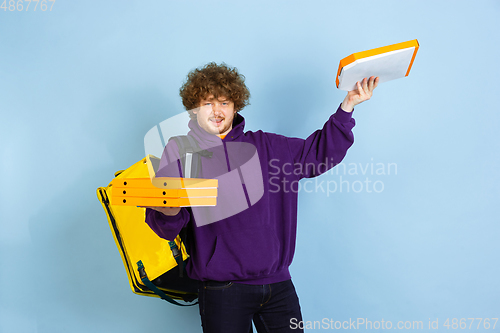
left=193, top=95, right=236, bottom=137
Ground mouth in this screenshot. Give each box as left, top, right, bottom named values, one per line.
left=210, top=118, right=224, bottom=125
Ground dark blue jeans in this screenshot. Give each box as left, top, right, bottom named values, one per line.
left=198, top=279, right=303, bottom=333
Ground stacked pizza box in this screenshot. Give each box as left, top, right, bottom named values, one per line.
left=336, top=39, right=419, bottom=91
left=110, top=155, right=218, bottom=207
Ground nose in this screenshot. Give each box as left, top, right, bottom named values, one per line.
left=212, top=103, right=222, bottom=116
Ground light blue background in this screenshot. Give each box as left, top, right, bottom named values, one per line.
left=1, top=0, right=499, bottom=332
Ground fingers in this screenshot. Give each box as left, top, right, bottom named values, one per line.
left=367, top=76, right=374, bottom=91
left=349, top=76, right=379, bottom=108
left=356, top=80, right=363, bottom=93
left=367, top=76, right=379, bottom=91
left=357, top=77, right=375, bottom=94
left=361, top=76, right=379, bottom=96
left=362, top=77, right=369, bottom=93
left=355, top=77, right=379, bottom=92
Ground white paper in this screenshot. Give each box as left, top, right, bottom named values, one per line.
left=338, top=47, right=415, bottom=91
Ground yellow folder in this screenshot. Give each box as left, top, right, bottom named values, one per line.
left=336, top=39, right=419, bottom=91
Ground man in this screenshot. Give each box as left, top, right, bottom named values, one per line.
left=145, top=62, right=378, bottom=332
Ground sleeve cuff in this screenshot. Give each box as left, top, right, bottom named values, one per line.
left=333, top=104, right=354, bottom=123
left=154, top=207, right=188, bottom=223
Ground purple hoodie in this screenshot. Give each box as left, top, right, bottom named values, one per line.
left=145, top=105, right=355, bottom=285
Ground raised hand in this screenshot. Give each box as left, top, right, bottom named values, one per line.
left=341, top=76, right=379, bottom=112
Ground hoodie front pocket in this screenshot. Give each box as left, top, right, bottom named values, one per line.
left=205, top=228, right=280, bottom=281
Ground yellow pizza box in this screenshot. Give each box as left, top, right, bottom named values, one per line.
left=145, top=154, right=218, bottom=189
left=110, top=177, right=218, bottom=190
left=111, top=196, right=217, bottom=207
left=113, top=187, right=218, bottom=198
left=336, top=39, right=419, bottom=91
left=108, top=155, right=218, bottom=207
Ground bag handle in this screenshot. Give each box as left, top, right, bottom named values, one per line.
left=137, top=261, right=197, bottom=307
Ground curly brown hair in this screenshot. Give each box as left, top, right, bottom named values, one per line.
left=179, top=62, right=250, bottom=119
